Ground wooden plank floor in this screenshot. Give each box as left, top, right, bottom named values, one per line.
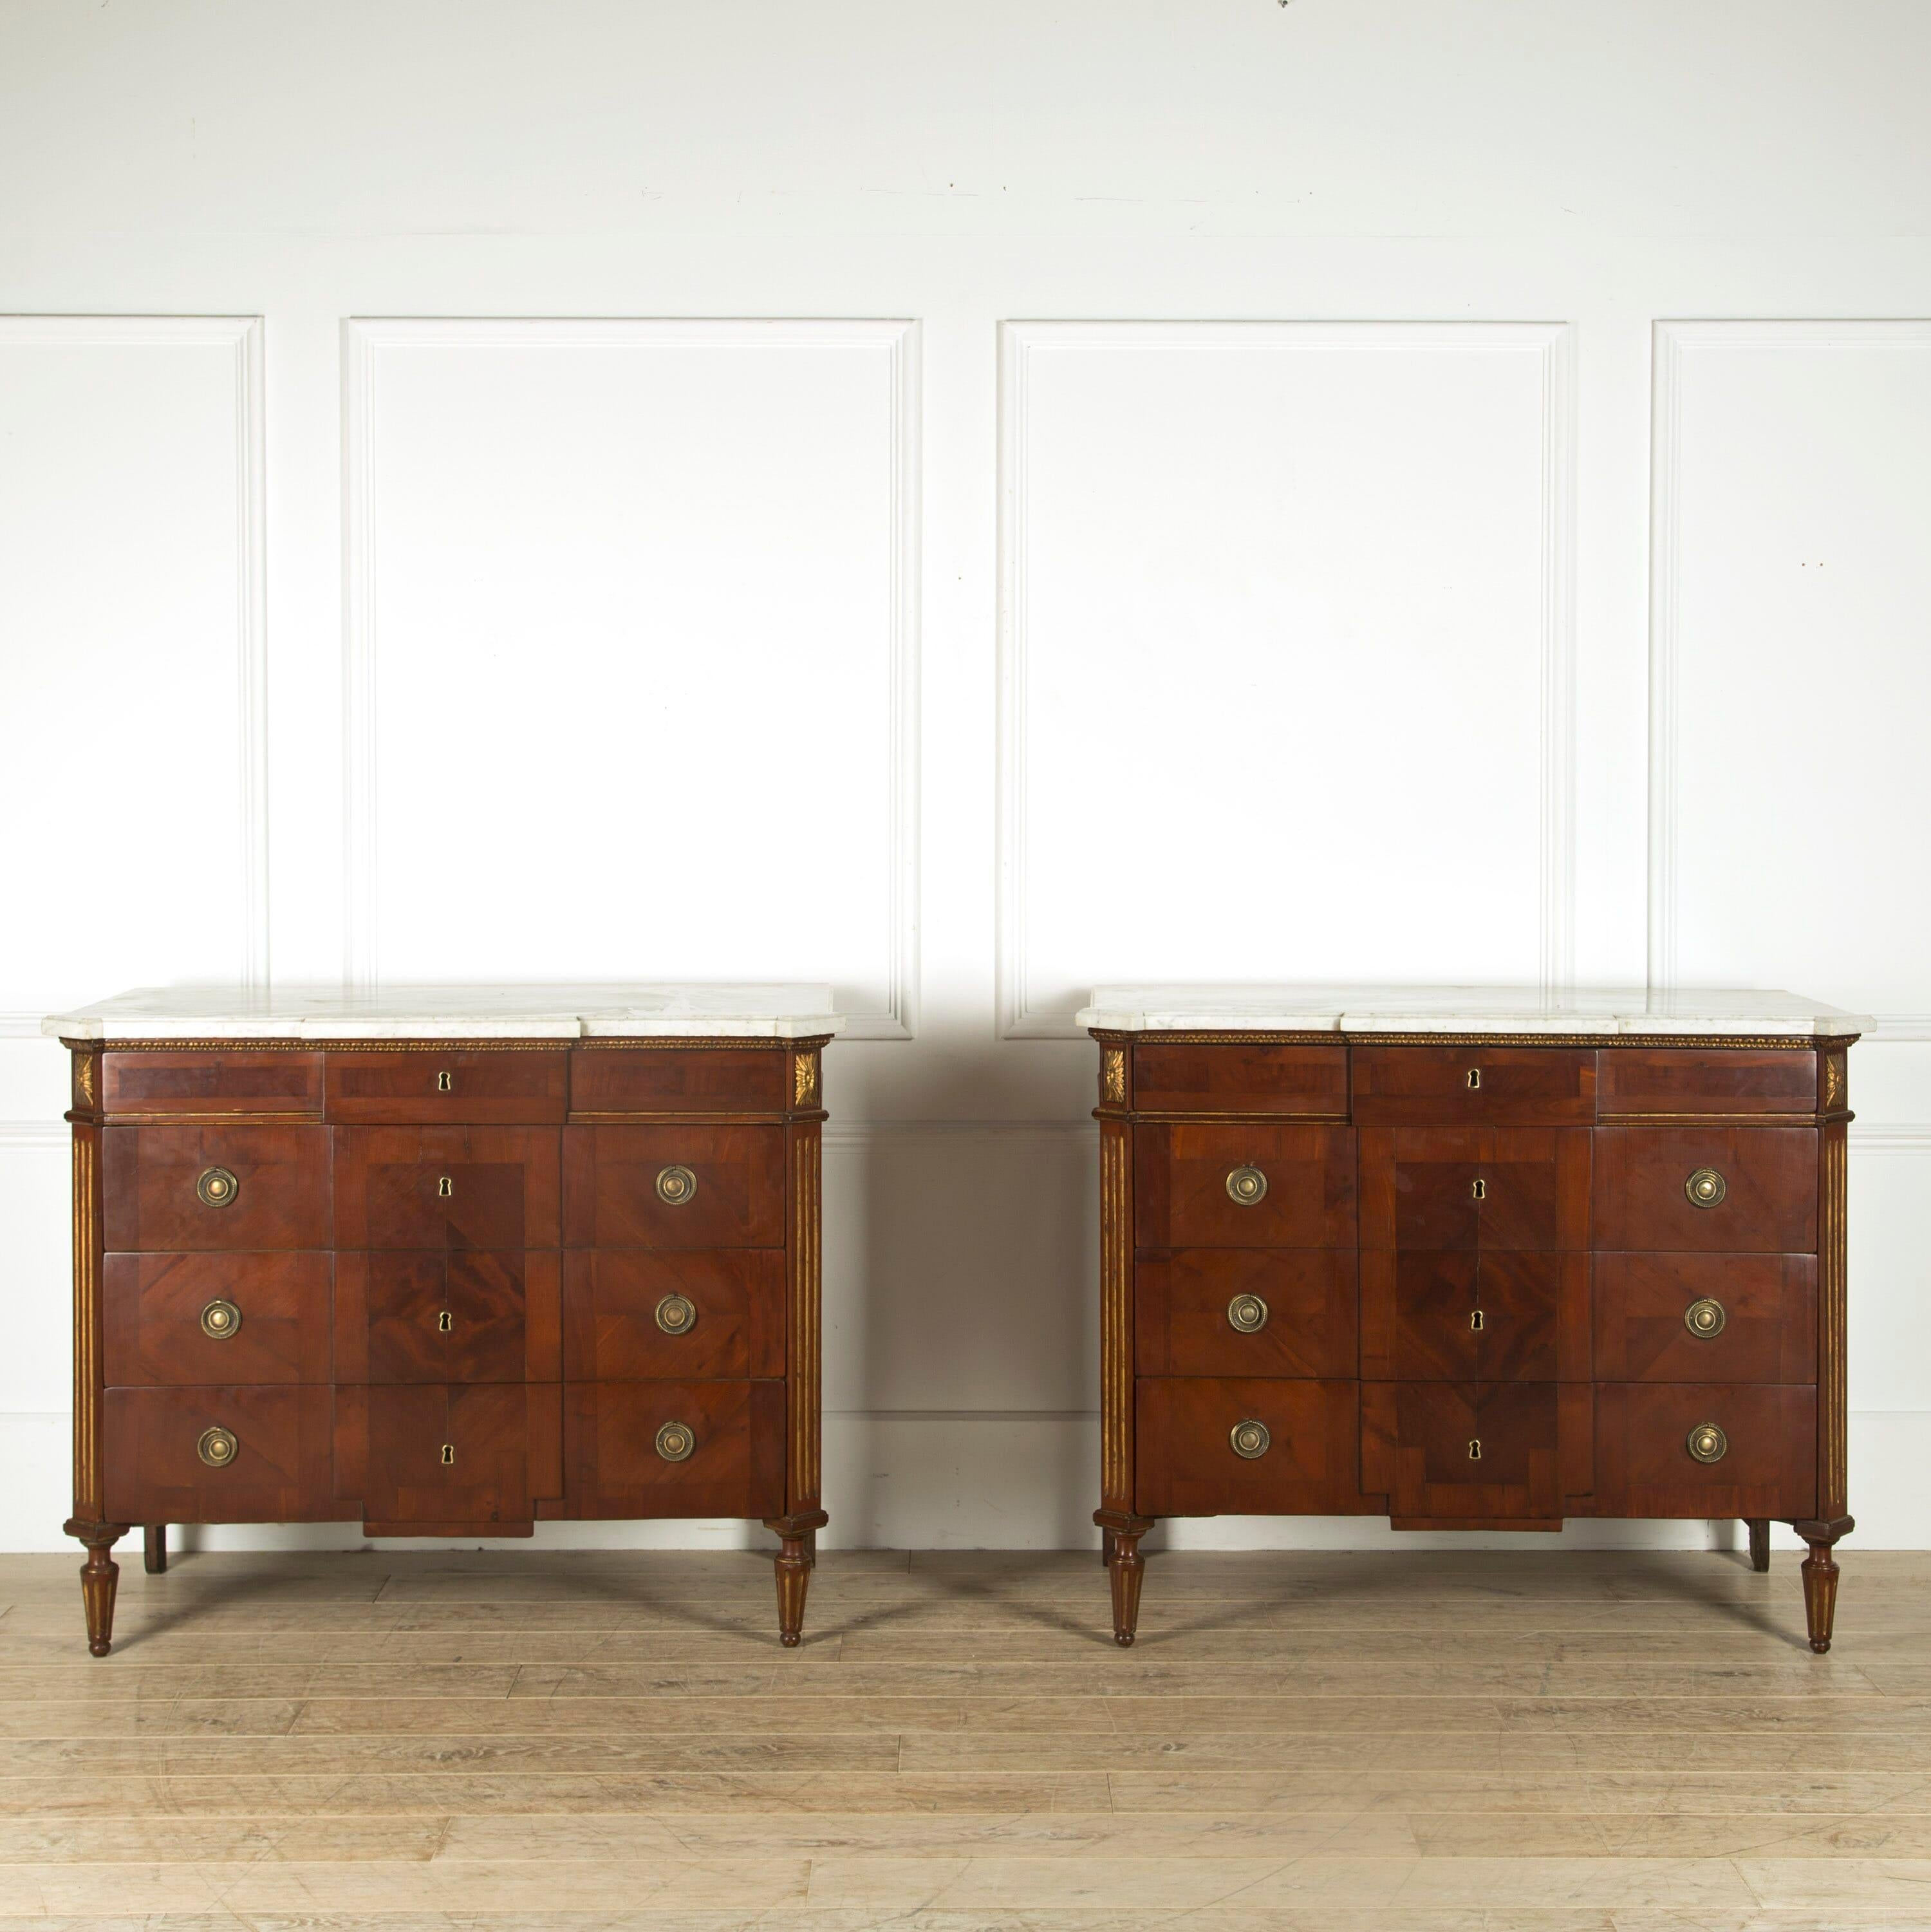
left=0, top=1548, right=1926, bottom=1928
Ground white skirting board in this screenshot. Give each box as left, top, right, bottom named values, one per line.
left=2, top=1408, right=1926, bottom=1555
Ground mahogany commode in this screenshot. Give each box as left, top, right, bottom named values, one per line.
left=46, top=984, right=841, bottom=1654
left=1082, top=986, right=1865, bottom=1652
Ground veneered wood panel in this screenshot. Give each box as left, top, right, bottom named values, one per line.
left=1133, top=1250, right=1357, bottom=1379
left=102, top=1385, right=335, bottom=1523
left=561, top=1380, right=786, bottom=1519
left=102, top=1126, right=330, bottom=1252
left=324, top=1051, right=568, bottom=1125
left=561, top=1249, right=785, bottom=1380
left=102, top=1252, right=331, bottom=1386
left=1130, top=1043, right=1348, bottom=1116
left=1592, top=1128, right=1817, bottom=1254
left=562, top=1125, right=786, bottom=1249
left=102, top=1052, right=322, bottom=1116
left=352, top=1383, right=561, bottom=1532
left=333, top=1252, right=561, bottom=1385
left=1133, top=1123, right=1356, bottom=1250
left=1360, top=1380, right=1566, bottom=1522
left=1593, top=1253, right=1818, bottom=1383
left=1352, top=1047, right=1595, bottom=1126
left=1597, top=1048, right=1818, bottom=1117
left=1133, top=1378, right=1365, bottom=1516
left=1359, top=1128, right=1590, bottom=1253
left=1591, top=1382, right=1816, bottom=1519
left=569, top=1049, right=791, bottom=1114
left=332, top=1127, right=561, bottom=1251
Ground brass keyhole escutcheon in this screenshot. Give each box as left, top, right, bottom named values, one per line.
left=1466, top=1067, right=1482, bottom=1090
left=655, top=1293, right=698, bottom=1335
left=440, top=1443, right=455, bottom=1466
left=196, top=1167, right=239, bottom=1208
left=200, top=1299, right=241, bottom=1340
left=436, top=1309, right=454, bottom=1334
left=196, top=1425, right=238, bottom=1468
left=1687, top=1422, right=1728, bottom=1464
left=436, top=1070, right=453, bottom=1093
left=1469, top=1308, right=1484, bottom=1333
left=1468, top=1438, right=1482, bottom=1461
left=1226, top=1166, right=1267, bottom=1206
left=1685, top=1167, right=1726, bottom=1209
left=1684, top=1297, right=1727, bottom=1339
left=1227, top=1293, right=1269, bottom=1335
left=656, top=1165, right=698, bottom=1207
left=1470, top=1177, right=1487, bottom=1201
left=436, top=1176, right=454, bottom=1198
left=655, top=1421, right=696, bottom=1463
left=1229, top=1419, right=1271, bottom=1459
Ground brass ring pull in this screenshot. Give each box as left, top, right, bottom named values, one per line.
left=199, top=1299, right=241, bottom=1340
left=655, top=1420, right=696, bottom=1462
left=196, top=1167, right=239, bottom=1208
left=1684, top=1297, right=1727, bottom=1338
left=1226, top=1166, right=1267, bottom=1206
left=1226, top=1293, right=1269, bottom=1335
left=656, top=1165, right=698, bottom=1206
left=1229, top=1419, right=1271, bottom=1459
left=196, top=1425, right=238, bottom=1468
left=1686, top=1421, right=1728, bottom=1464
left=1685, top=1167, right=1726, bottom=1209
left=655, top=1293, right=698, bottom=1335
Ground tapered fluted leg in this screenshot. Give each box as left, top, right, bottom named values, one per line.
left=1746, top=1519, right=1769, bottom=1573
left=143, top=1526, right=167, bottom=1575
left=64, top=1523, right=125, bottom=1658
left=1802, top=1539, right=1841, bottom=1653
left=1101, top=1528, right=1116, bottom=1570
left=1106, top=1527, right=1148, bottom=1647
left=773, top=1536, right=811, bottom=1647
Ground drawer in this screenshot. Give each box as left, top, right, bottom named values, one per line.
left=1593, top=1128, right=1817, bottom=1254
left=1352, top=1048, right=1595, bottom=1127
left=561, top=1380, right=786, bottom=1519
left=1598, top=1049, right=1818, bottom=1118
left=1134, top=1250, right=1357, bottom=1379
left=1592, top=1383, right=1816, bottom=1518
left=1133, top=1125, right=1355, bottom=1250
left=1360, top=1252, right=1588, bottom=1383
left=102, top=1385, right=334, bottom=1523
left=570, top=1048, right=792, bottom=1114
left=1359, top=1129, right=1591, bottom=1253
left=335, top=1383, right=563, bottom=1533
left=102, top=1126, right=330, bottom=1252
left=103, top=1252, right=331, bottom=1385
left=1592, top=1254, right=1817, bottom=1383
left=325, top=1049, right=568, bottom=1125
left=102, top=1051, right=322, bottom=1117
left=563, top=1125, right=787, bottom=1249
left=332, top=1127, right=561, bottom=1249
left=1133, top=1378, right=1362, bottom=1516
left=1361, top=1380, right=1590, bottom=1524
left=333, top=1252, right=561, bottom=1384
left=563, top=1250, right=785, bottom=1380
left=1129, top=1043, right=1348, bottom=1117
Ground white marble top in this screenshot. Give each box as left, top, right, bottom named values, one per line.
left=1076, top=985, right=1870, bottom=1038
left=45, top=984, right=845, bottom=1042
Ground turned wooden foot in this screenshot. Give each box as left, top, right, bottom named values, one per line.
left=1096, top=1510, right=1154, bottom=1647
left=1746, top=1518, right=1769, bottom=1573
left=1795, top=1515, right=1852, bottom=1654
left=764, top=1512, right=827, bottom=1647
left=1101, top=1528, right=1116, bottom=1570
left=64, top=1520, right=127, bottom=1657
left=143, top=1525, right=167, bottom=1575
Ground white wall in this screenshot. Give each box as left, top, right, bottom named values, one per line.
left=3, top=1, right=1929, bottom=1554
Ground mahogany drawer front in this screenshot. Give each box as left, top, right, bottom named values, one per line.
left=333, top=1252, right=562, bottom=1385
left=324, top=1051, right=568, bottom=1125
left=570, top=1048, right=792, bottom=1115
left=563, top=1250, right=785, bottom=1380
left=1598, top=1049, right=1819, bottom=1118
left=1359, top=1128, right=1591, bottom=1253
left=1352, top=1048, right=1596, bottom=1127
left=1360, top=1380, right=1592, bottom=1524
left=102, top=1385, right=334, bottom=1524
left=1134, top=1251, right=1357, bottom=1379
left=102, top=1252, right=331, bottom=1386
left=1592, top=1128, right=1817, bottom=1254
left=561, top=1379, right=786, bottom=1519
left=1592, top=1382, right=1816, bottom=1519
left=332, top=1127, right=561, bottom=1250
left=1133, top=1378, right=1364, bottom=1516
left=335, top=1383, right=563, bottom=1534
left=102, top=1126, right=330, bottom=1252
left=1134, top=1125, right=1356, bottom=1250
left=562, top=1125, right=787, bottom=1249
left=102, top=1051, right=322, bottom=1117
left=1360, top=1252, right=1589, bottom=1384
left=1129, top=1043, right=1348, bottom=1118
left=1593, top=1254, right=1818, bottom=1383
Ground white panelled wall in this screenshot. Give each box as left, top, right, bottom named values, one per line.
left=3, top=2, right=1929, bottom=1553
